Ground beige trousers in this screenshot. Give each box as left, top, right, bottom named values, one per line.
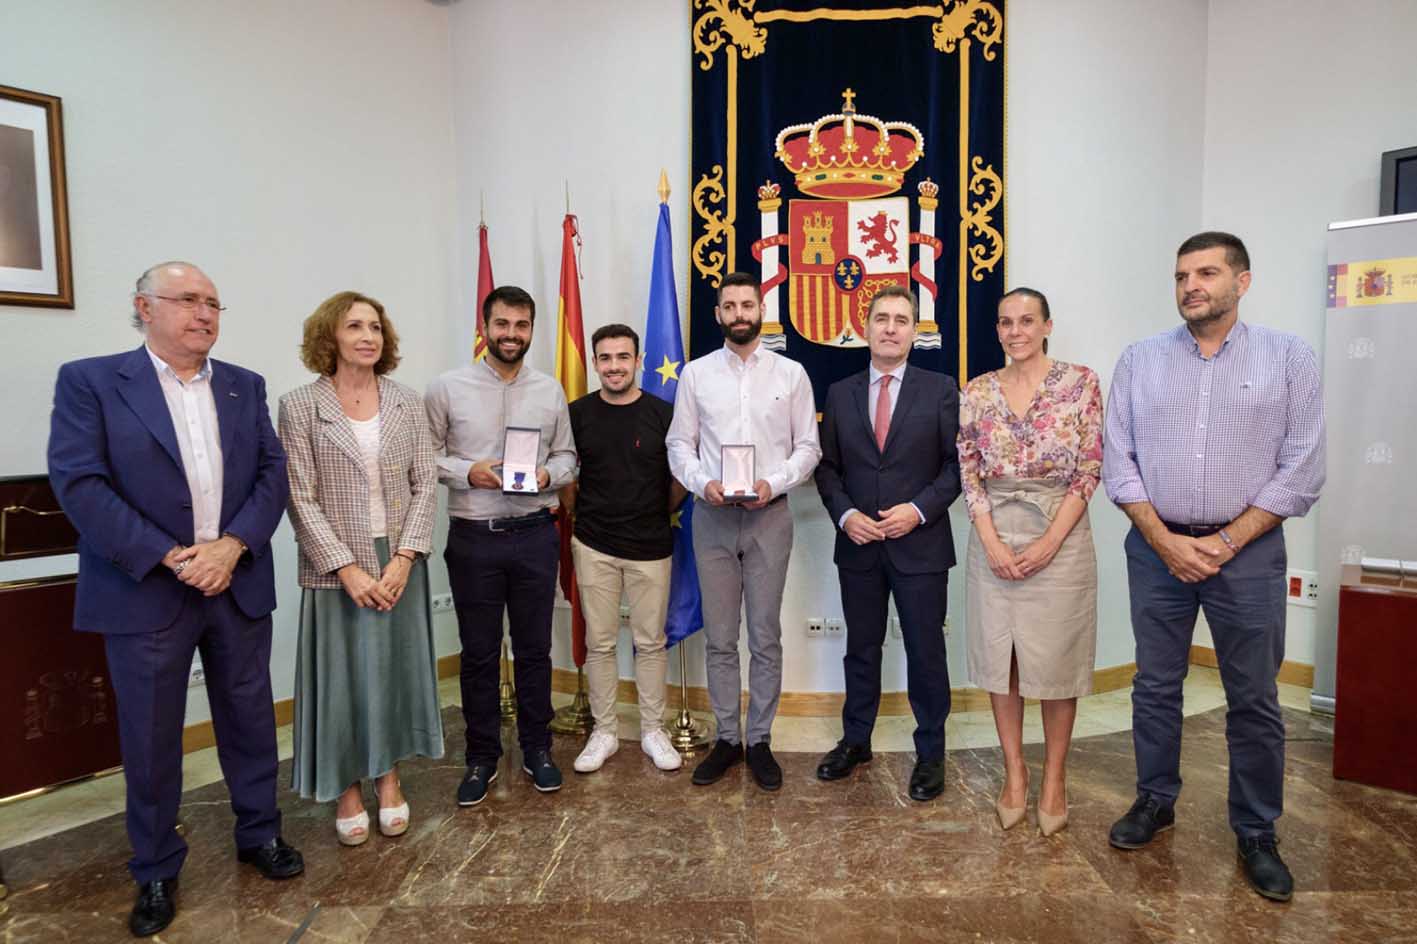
left=570, top=537, right=672, bottom=735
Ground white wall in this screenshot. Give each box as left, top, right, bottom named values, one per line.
left=1197, top=0, right=1417, bottom=665
left=0, top=0, right=461, bottom=722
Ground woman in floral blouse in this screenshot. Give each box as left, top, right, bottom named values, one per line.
left=958, top=287, right=1103, bottom=838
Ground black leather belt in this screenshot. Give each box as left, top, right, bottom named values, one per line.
left=455, top=509, right=555, bottom=534
left=1161, top=520, right=1224, bottom=537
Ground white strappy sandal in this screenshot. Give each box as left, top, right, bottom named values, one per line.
left=335, top=809, right=370, bottom=846
left=378, top=802, right=410, bottom=837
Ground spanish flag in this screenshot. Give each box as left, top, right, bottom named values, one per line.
left=472, top=221, right=494, bottom=361
left=555, top=214, right=588, bottom=666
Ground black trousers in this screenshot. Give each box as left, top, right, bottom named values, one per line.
left=445, top=516, right=559, bottom=765
left=839, top=559, right=951, bottom=760
left=104, top=590, right=279, bottom=884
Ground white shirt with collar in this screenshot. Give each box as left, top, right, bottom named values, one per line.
left=837, top=361, right=925, bottom=529
left=146, top=345, right=223, bottom=543
left=667, top=343, right=821, bottom=500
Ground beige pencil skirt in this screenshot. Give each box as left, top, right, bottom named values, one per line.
left=965, top=477, right=1098, bottom=700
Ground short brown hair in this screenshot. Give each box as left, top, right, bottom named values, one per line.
left=1177, top=231, right=1250, bottom=272
left=867, top=284, right=919, bottom=323
left=717, top=271, right=762, bottom=303
left=300, top=291, right=401, bottom=376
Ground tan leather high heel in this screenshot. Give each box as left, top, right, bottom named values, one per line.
left=996, top=771, right=1027, bottom=831
left=1038, top=792, right=1069, bottom=837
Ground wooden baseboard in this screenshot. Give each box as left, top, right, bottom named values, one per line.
left=175, top=656, right=1146, bottom=756
left=180, top=698, right=296, bottom=754
left=177, top=650, right=1310, bottom=753
left=1189, top=645, right=1314, bottom=688
left=542, top=662, right=1139, bottom=717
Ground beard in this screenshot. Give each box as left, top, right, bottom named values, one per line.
left=487, top=335, right=528, bottom=365
left=1178, top=288, right=1239, bottom=326
left=718, top=317, right=762, bottom=344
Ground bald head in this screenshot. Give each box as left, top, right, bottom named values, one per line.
left=131, top=261, right=211, bottom=330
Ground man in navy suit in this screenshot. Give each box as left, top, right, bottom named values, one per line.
left=47, top=261, right=302, bottom=938
left=813, top=285, right=962, bottom=801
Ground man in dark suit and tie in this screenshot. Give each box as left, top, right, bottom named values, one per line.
left=48, top=261, right=302, bottom=938
left=813, top=285, right=962, bottom=801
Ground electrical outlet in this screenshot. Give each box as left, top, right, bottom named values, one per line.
left=431, top=592, right=454, bottom=613
left=1286, top=570, right=1318, bottom=609
left=942, top=616, right=950, bottom=638
left=806, top=617, right=824, bottom=638
left=188, top=659, right=205, bottom=688
left=824, top=617, right=845, bottom=638
left=888, top=616, right=902, bottom=639
left=619, top=603, right=632, bottom=622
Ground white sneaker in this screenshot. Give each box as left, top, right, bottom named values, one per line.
left=641, top=728, right=683, bottom=771
left=573, top=731, right=619, bottom=773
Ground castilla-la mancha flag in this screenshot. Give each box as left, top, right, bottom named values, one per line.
left=472, top=222, right=494, bottom=361
left=554, top=214, right=588, bottom=666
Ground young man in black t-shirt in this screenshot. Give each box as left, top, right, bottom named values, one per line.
left=566, top=324, right=688, bottom=773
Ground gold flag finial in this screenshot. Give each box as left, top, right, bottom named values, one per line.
left=657, top=169, right=671, bottom=205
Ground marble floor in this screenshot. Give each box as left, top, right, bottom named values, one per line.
left=2, top=670, right=1415, bottom=943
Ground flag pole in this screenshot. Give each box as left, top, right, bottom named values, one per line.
left=668, top=642, right=711, bottom=754
left=651, top=169, right=711, bottom=756
left=498, top=639, right=516, bottom=721
left=549, top=184, right=594, bottom=737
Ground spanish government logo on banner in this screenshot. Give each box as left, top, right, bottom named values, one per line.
left=757, top=90, right=944, bottom=351
left=1327, top=256, right=1417, bottom=308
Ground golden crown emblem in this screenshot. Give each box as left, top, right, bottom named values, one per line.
left=774, top=89, right=925, bottom=200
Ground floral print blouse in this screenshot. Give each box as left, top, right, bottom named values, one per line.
left=957, top=360, right=1104, bottom=520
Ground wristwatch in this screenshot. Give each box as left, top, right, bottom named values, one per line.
left=1217, top=528, right=1239, bottom=554
left=223, top=532, right=249, bottom=555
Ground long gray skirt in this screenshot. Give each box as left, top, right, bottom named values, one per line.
left=965, top=478, right=1098, bottom=700
left=292, top=538, right=444, bottom=802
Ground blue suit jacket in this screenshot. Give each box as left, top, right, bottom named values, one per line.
left=47, top=346, right=289, bottom=634
left=814, top=365, right=961, bottom=574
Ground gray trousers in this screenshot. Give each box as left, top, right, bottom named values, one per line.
left=692, top=498, right=794, bottom=746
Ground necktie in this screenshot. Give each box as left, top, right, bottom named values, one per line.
left=874, top=374, right=892, bottom=451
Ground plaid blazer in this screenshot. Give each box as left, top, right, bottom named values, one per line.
left=278, top=375, right=437, bottom=589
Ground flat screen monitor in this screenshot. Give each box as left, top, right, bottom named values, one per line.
left=1380, top=147, right=1417, bottom=216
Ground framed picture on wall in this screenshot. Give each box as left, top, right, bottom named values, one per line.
left=0, top=84, right=74, bottom=308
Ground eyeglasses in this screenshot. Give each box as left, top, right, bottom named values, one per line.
left=142, top=293, right=227, bottom=313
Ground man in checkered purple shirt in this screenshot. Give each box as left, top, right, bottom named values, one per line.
left=1102, top=231, right=1325, bottom=903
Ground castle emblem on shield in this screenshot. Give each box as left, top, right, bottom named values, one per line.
left=752, top=90, right=944, bottom=350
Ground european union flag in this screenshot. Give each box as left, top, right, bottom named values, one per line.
left=642, top=200, right=703, bottom=646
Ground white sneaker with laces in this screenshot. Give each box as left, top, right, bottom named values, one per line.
left=641, top=728, right=683, bottom=771
left=574, top=730, right=619, bottom=773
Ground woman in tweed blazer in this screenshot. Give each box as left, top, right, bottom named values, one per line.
left=278, top=291, right=444, bottom=847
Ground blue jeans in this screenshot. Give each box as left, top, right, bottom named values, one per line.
left=1125, top=525, right=1287, bottom=839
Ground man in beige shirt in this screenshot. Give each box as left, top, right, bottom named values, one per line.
left=425, top=285, right=577, bottom=806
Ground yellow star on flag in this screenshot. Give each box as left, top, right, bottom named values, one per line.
left=670, top=508, right=683, bottom=529
left=655, top=355, right=681, bottom=386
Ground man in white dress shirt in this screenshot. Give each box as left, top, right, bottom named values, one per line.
left=666, top=272, right=821, bottom=790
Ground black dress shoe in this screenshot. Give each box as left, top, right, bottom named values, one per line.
left=746, top=741, right=783, bottom=791
left=816, top=740, right=872, bottom=781
left=457, top=763, right=498, bottom=806
left=129, top=878, right=176, bottom=938
left=908, top=758, right=945, bottom=801
left=236, top=836, right=305, bottom=880
left=1108, top=794, right=1176, bottom=850
left=691, top=739, right=743, bottom=786
left=1238, top=836, right=1294, bottom=902
left=522, top=749, right=563, bottom=792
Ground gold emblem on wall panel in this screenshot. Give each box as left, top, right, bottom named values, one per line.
left=690, top=0, right=1004, bottom=378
